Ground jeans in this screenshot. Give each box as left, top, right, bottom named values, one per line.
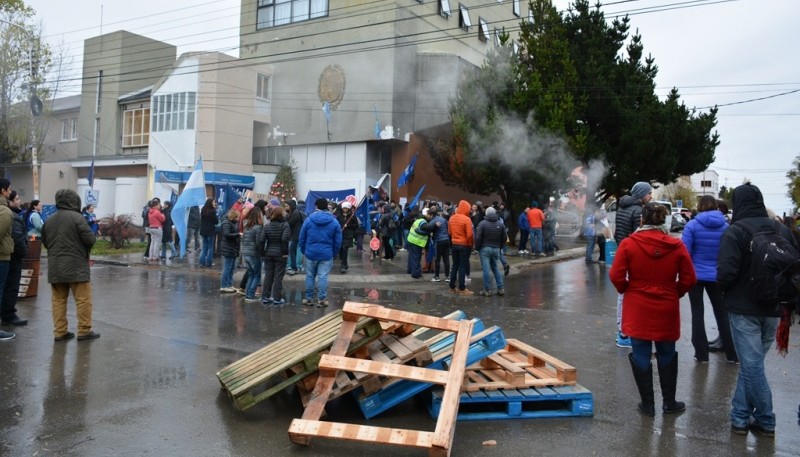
left=728, top=312, right=779, bottom=429
left=262, top=255, right=286, bottom=300
left=288, top=240, right=299, bottom=271
left=585, top=235, right=596, bottom=262
left=148, top=227, right=163, bottom=259
left=221, top=256, right=236, bottom=288
left=244, top=256, right=262, bottom=298
left=161, top=240, right=177, bottom=259
left=186, top=227, right=200, bottom=250
left=530, top=228, right=543, bottom=254
left=630, top=338, right=676, bottom=370
left=393, top=228, right=404, bottom=251
left=434, top=240, right=451, bottom=278
left=479, top=247, right=503, bottom=291
left=518, top=230, right=529, bottom=251
left=689, top=281, right=736, bottom=362
left=402, top=229, right=410, bottom=249
left=449, top=244, right=470, bottom=290
left=407, top=244, right=423, bottom=278
left=305, top=258, right=333, bottom=301
left=200, top=235, right=214, bottom=266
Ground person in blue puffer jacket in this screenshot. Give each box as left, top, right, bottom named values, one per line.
left=681, top=195, right=737, bottom=363
left=299, top=198, right=342, bottom=307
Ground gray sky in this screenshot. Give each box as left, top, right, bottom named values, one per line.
left=26, top=0, right=800, bottom=214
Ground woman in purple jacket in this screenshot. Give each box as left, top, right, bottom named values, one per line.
left=681, top=195, right=738, bottom=363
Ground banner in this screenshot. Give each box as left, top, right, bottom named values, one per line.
left=304, top=189, right=355, bottom=216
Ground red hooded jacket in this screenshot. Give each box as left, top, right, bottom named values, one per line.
left=609, top=229, right=696, bottom=341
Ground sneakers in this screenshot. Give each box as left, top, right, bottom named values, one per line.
left=693, top=356, right=709, bottom=363
left=1, top=316, right=28, bottom=326
left=431, top=277, right=442, bottom=282
left=748, top=422, right=775, bottom=437
left=479, top=290, right=493, bottom=297
left=262, top=297, right=273, bottom=305
left=286, top=269, right=297, bottom=276
left=458, top=289, right=474, bottom=296
left=317, top=299, right=328, bottom=307
left=244, top=297, right=260, bottom=303
left=77, top=331, right=101, bottom=341
left=465, top=276, right=471, bottom=283
left=616, top=332, right=632, bottom=348
left=220, top=287, right=236, bottom=293
left=271, top=298, right=286, bottom=305
left=302, top=298, right=314, bottom=306
left=449, top=288, right=458, bottom=294
left=0, top=330, right=15, bottom=340
left=54, top=331, right=75, bottom=341
left=497, top=289, right=505, bottom=296
left=731, top=424, right=749, bottom=435
left=504, top=264, right=510, bottom=276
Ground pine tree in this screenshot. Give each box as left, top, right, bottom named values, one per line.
left=270, top=160, right=297, bottom=202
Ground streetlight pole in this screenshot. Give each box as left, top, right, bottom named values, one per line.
left=0, top=18, right=38, bottom=199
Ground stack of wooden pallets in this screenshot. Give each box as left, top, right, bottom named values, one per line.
left=216, top=302, right=593, bottom=456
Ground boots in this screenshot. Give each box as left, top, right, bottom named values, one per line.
left=658, top=353, right=686, bottom=414
left=628, top=353, right=655, bottom=417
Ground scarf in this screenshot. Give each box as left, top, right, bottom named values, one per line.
left=776, top=304, right=794, bottom=357
left=636, top=224, right=669, bottom=234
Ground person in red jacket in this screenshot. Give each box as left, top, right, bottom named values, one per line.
left=610, top=202, right=696, bottom=417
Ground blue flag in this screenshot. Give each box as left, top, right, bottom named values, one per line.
left=397, top=154, right=417, bottom=188
left=374, top=104, right=381, bottom=139
left=173, top=159, right=206, bottom=258
left=87, top=159, right=95, bottom=189
left=407, top=184, right=426, bottom=210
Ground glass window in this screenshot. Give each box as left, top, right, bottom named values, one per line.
left=257, top=0, right=327, bottom=29
left=122, top=107, right=151, bottom=147
left=439, top=0, right=451, bottom=18
left=93, top=118, right=101, bottom=155
left=186, top=92, right=196, bottom=129
left=459, top=4, right=471, bottom=31
left=257, top=73, right=270, bottom=99
left=95, top=70, right=103, bottom=113
left=513, top=0, right=520, bottom=17
left=62, top=119, right=69, bottom=141
left=479, top=17, right=489, bottom=42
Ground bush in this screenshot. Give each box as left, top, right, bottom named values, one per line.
left=99, top=214, right=143, bottom=249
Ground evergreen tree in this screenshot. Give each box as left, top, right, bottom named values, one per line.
left=270, top=160, right=297, bottom=202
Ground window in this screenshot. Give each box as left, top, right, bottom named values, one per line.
left=458, top=4, right=471, bottom=31
left=252, top=146, right=291, bottom=165
left=256, top=73, right=270, bottom=100
left=528, top=9, right=533, bottom=23
left=478, top=17, right=490, bottom=42
left=95, top=70, right=103, bottom=113
left=257, top=0, right=327, bottom=29
left=494, top=28, right=502, bottom=46
left=438, top=0, right=451, bottom=18
left=701, top=180, right=712, bottom=188
left=93, top=118, right=101, bottom=155
left=151, top=92, right=197, bottom=132
left=123, top=107, right=151, bottom=147
left=61, top=117, right=77, bottom=141
left=513, top=0, right=520, bottom=17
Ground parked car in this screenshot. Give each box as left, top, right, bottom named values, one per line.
left=672, top=207, right=692, bottom=221
left=670, top=213, right=687, bottom=232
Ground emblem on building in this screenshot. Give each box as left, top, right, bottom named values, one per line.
left=318, top=64, right=346, bottom=109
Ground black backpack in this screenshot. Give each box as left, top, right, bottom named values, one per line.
left=737, top=219, right=800, bottom=307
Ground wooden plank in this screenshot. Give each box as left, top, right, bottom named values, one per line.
left=505, top=338, right=577, bottom=383
left=288, top=420, right=434, bottom=449
left=319, top=355, right=450, bottom=385
left=343, top=302, right=462, bottom=333
left=430, top=319, right=473, bottom=457
left=477, top=354, right=526, bottom=383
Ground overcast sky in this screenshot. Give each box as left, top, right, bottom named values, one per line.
left=25, top=0, right=800, bottom=214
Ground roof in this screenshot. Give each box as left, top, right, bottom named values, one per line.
left=118, top=85, right=153, bottom=103
left=50, top=95, right=81, bottom=112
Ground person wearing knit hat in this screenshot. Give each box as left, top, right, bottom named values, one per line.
left=612, top=180, right=654, bottom=349
left=269, top=197, right=281, bottom=208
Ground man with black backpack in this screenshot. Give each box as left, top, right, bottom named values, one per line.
left=717, top=182, right=799, bottom=438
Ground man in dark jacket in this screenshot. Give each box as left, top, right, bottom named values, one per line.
left=337, top=202, right=359, bottom=274
left=0, top=179, right=17, bottom=339
left=42, top=189, right=99, bottom=341
left=475, top=207, right=507, bottom=296
left=717, top=183, right=794, bottom=437
left=299, top=198, right=341, bottom=307
left=613, top=181, right=652, bottom=348
left=285, top=199, right=304, bottom=275
left=1, top=190, right=28, bottom=327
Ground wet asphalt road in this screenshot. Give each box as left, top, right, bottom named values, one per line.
left=1, top=246, right=799, bottom=457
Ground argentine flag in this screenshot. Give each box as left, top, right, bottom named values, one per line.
left=173, top=158, right=206, bottom=258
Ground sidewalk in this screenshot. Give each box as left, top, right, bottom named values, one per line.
left=89, top=244, right=585, bottom=285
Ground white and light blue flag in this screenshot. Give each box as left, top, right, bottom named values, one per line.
left=173, top=158, right=206, bottom=258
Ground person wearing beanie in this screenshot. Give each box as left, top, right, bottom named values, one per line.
left=612, top=181, right=653, bottom=348
left=475, top=206, right=507, bottom=296
left=526, top=200, right=546, bottom=256
left=336, top=201, right=359, bottom=274
left=299, top=198, right=341, bottom=306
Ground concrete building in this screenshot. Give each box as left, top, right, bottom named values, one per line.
left=238, top=0, right=528, bottom=202
left=691, top=169, right=720, bottom=198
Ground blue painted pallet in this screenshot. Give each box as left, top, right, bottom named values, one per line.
left=428, top=384, right=594, bottom=421
left=354, top=323, right=506, bottom=419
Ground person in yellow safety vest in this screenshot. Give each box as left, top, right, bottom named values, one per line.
left=406, top=207, right=434, bottom=279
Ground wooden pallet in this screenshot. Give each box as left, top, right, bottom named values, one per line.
left=288, top=302, right=475, bottom=457
left=463, top=338, right=577, bottom=391
left=355, top=324, right=506, bottom=420
left=428, top=384, right=594, bottom=421
left=216, top=310, right=383, bottom=411
left=296, top=311, right=482, bottom=405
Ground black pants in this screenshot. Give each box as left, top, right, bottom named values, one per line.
left=596, top=236, right=606, bottom=262
left=382, top=235, right=394, bottom=259
left=1, top=256, right=22, bottom=320
left=434, top=240, right=451, bottom=278
left=449, top=245, right=470, bottom=290
left=339, top=246, right=350, bottom=269
left=262, top=255, right=286, bottom=300
left=688, top=280, right=737, bottom=362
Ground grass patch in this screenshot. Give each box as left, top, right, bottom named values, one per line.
left=91, top=239, right=147, bottom=256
